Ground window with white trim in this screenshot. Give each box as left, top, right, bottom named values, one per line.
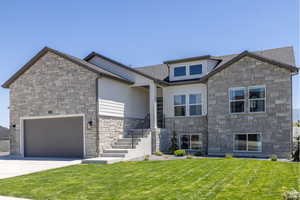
left=189, top=64, right=202, bottom=75
left=189, top=94, right=202, bottom=116
left=229, top=88, right=246, bottom=113
left=234, top=133, right=262, bottom=152
left=249, top=86, right=266, bottom=113
left=174, top=95, right=186, bottom=116
left=179, top=134, right=202, bottom=150
left=174, top=66, right=186, bottom=77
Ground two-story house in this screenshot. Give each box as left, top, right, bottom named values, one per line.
left=2, top=46, right=298, bottom=161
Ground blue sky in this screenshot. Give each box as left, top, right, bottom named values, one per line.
left=0, top=0, right=299, bottom=127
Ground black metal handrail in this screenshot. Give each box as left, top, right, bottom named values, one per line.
left=130, top=113, right=150, bottom=149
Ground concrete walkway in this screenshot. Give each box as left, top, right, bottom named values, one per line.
left=0, top=156, right=81, bottom=179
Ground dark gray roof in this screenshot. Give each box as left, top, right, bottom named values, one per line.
left=135, top=64, right=169, bottom=81
left=212, top=46, right=296, bottom=69
left=0, top=126, right=9, bottom=139
left=84, top=52, right=168, bottom=85
left=135, top=46, right=298, bottom=82
left=2, top=46, right=297, bottom=89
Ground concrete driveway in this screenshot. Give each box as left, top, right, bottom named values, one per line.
left=0, top=155, right=82, bottom=179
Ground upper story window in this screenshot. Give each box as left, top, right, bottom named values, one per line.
left=189, top=64, right=202, bottom=75
left=189, top=94, right=202, bottom=116
left=174, top=93, right=202, bottom=117
left=229, top=88, right=246, bottom=113
left=174, top=66, right=186, bottom=77
left=174, top=95, right=186, bottom=116
left=229, top=86, right=266, bottom=114
left=249, top=86, right=266, bottom=113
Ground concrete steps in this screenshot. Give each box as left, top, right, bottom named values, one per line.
left=82, top=129, right=152, bottom=164
left=103, top=149, right=129, bottom=154
left=100, top=153, right=126, bottom=158
left=112, top=145, right=136, bottom=149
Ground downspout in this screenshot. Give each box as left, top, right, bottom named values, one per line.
left=96, top=76, right=100, bottom=157
left=290, top=75, right=293, bottom=156
left=206, top=82, right=209, bottom=156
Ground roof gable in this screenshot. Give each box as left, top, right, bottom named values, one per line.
left=2, top=47, right=133, bottom=88
left=200, top=51, right=299, bottom=82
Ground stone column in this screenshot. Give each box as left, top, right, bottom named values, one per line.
left=149, top=81, right=157, bottom=129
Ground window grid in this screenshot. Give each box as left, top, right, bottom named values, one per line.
left=233, top=133, right=262, bottom=152
left=229, top=87, right=246, bottom=114
left=179, top=134, right=202, bottom=150
left=189, top=94, right=202, bottom=116
left=229, top=86, right=266, bottom=114
left=248, top=86, right=266, bottom=113
left=174, top=95, right=186, bottom=116
left=173, top=93, right=203, bottom=117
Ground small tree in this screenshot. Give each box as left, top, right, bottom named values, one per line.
left=293, top=136, right=300, bottom=162
left=170, top=130, right=178, bottom=153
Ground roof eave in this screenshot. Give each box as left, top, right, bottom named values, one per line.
left=2, top=47, right=134, bottom=89
left=163, top=55, right=219, bottom=64
left=84, top=51, right=168, bottom=86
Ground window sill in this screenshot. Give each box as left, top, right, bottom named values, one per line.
left=233, top=150, right=262, bottom=153
left=173, top=115, right=206, bottom=118
left=229, top=112, right=266, bottom=115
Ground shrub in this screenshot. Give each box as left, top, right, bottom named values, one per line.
left=144, top=155, right=150, bottom=161
left=270, top=154, right=278, bottom=161
left=282, top=189, right=300, bottom=200
left=186, top=154, right=193, bottom=159
left=194, top=151, right=202, bottom=157
left=174, top=150, right=186, bottom=157
left=154, top=151, right=163, bottom=156
left=169, top=130, right=179, bottom=153
left=292, top=136, right=300, bottom=162
left=225, top=153, right=233, bottom=159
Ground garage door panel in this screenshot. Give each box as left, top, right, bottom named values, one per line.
left=24, top=116, right=84, bottom=158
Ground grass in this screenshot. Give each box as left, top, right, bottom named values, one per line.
left=0, top=158, right=299, bottom=200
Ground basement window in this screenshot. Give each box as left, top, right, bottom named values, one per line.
left=234, top=133, right=262, bottom=152
left=179, top=134, right=202, bottom=150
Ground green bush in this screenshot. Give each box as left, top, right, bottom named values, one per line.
left=225, top=153, right=233, bottom=159
left=169, top=130, right=179, bottom=153
left=270, top=154, right=278, bottom=161
left=174, top=150, right=186, bottom=157
left=144, top=155, right=150, bottom=161
left=282, top=189, right=300, bottom=200
left=194, top=151, right=202, bottom=157
left=154, top=152, right=163, bottom=156
left=292, top=136, right=299, bottom=162
left=186, top=154, right=193, bottom=159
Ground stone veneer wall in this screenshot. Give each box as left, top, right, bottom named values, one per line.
left=9, top=52, right=98, bottom=157
left=164, top=116, right=208, bottom=154
left=207, top=56, right=292, bottom=158
left=99, top=116, right=145, bottom=151
left=151, top=128, right=171, bottom=153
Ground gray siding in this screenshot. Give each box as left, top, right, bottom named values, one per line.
left=9, top=52, right=98, bottom=157
left=207, top=56, right=292, bottom=158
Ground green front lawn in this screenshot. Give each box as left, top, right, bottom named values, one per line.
left=0, top=158, right=299, bottom=200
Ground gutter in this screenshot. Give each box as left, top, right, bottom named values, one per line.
left=96, top=77, right=100, bottom=156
